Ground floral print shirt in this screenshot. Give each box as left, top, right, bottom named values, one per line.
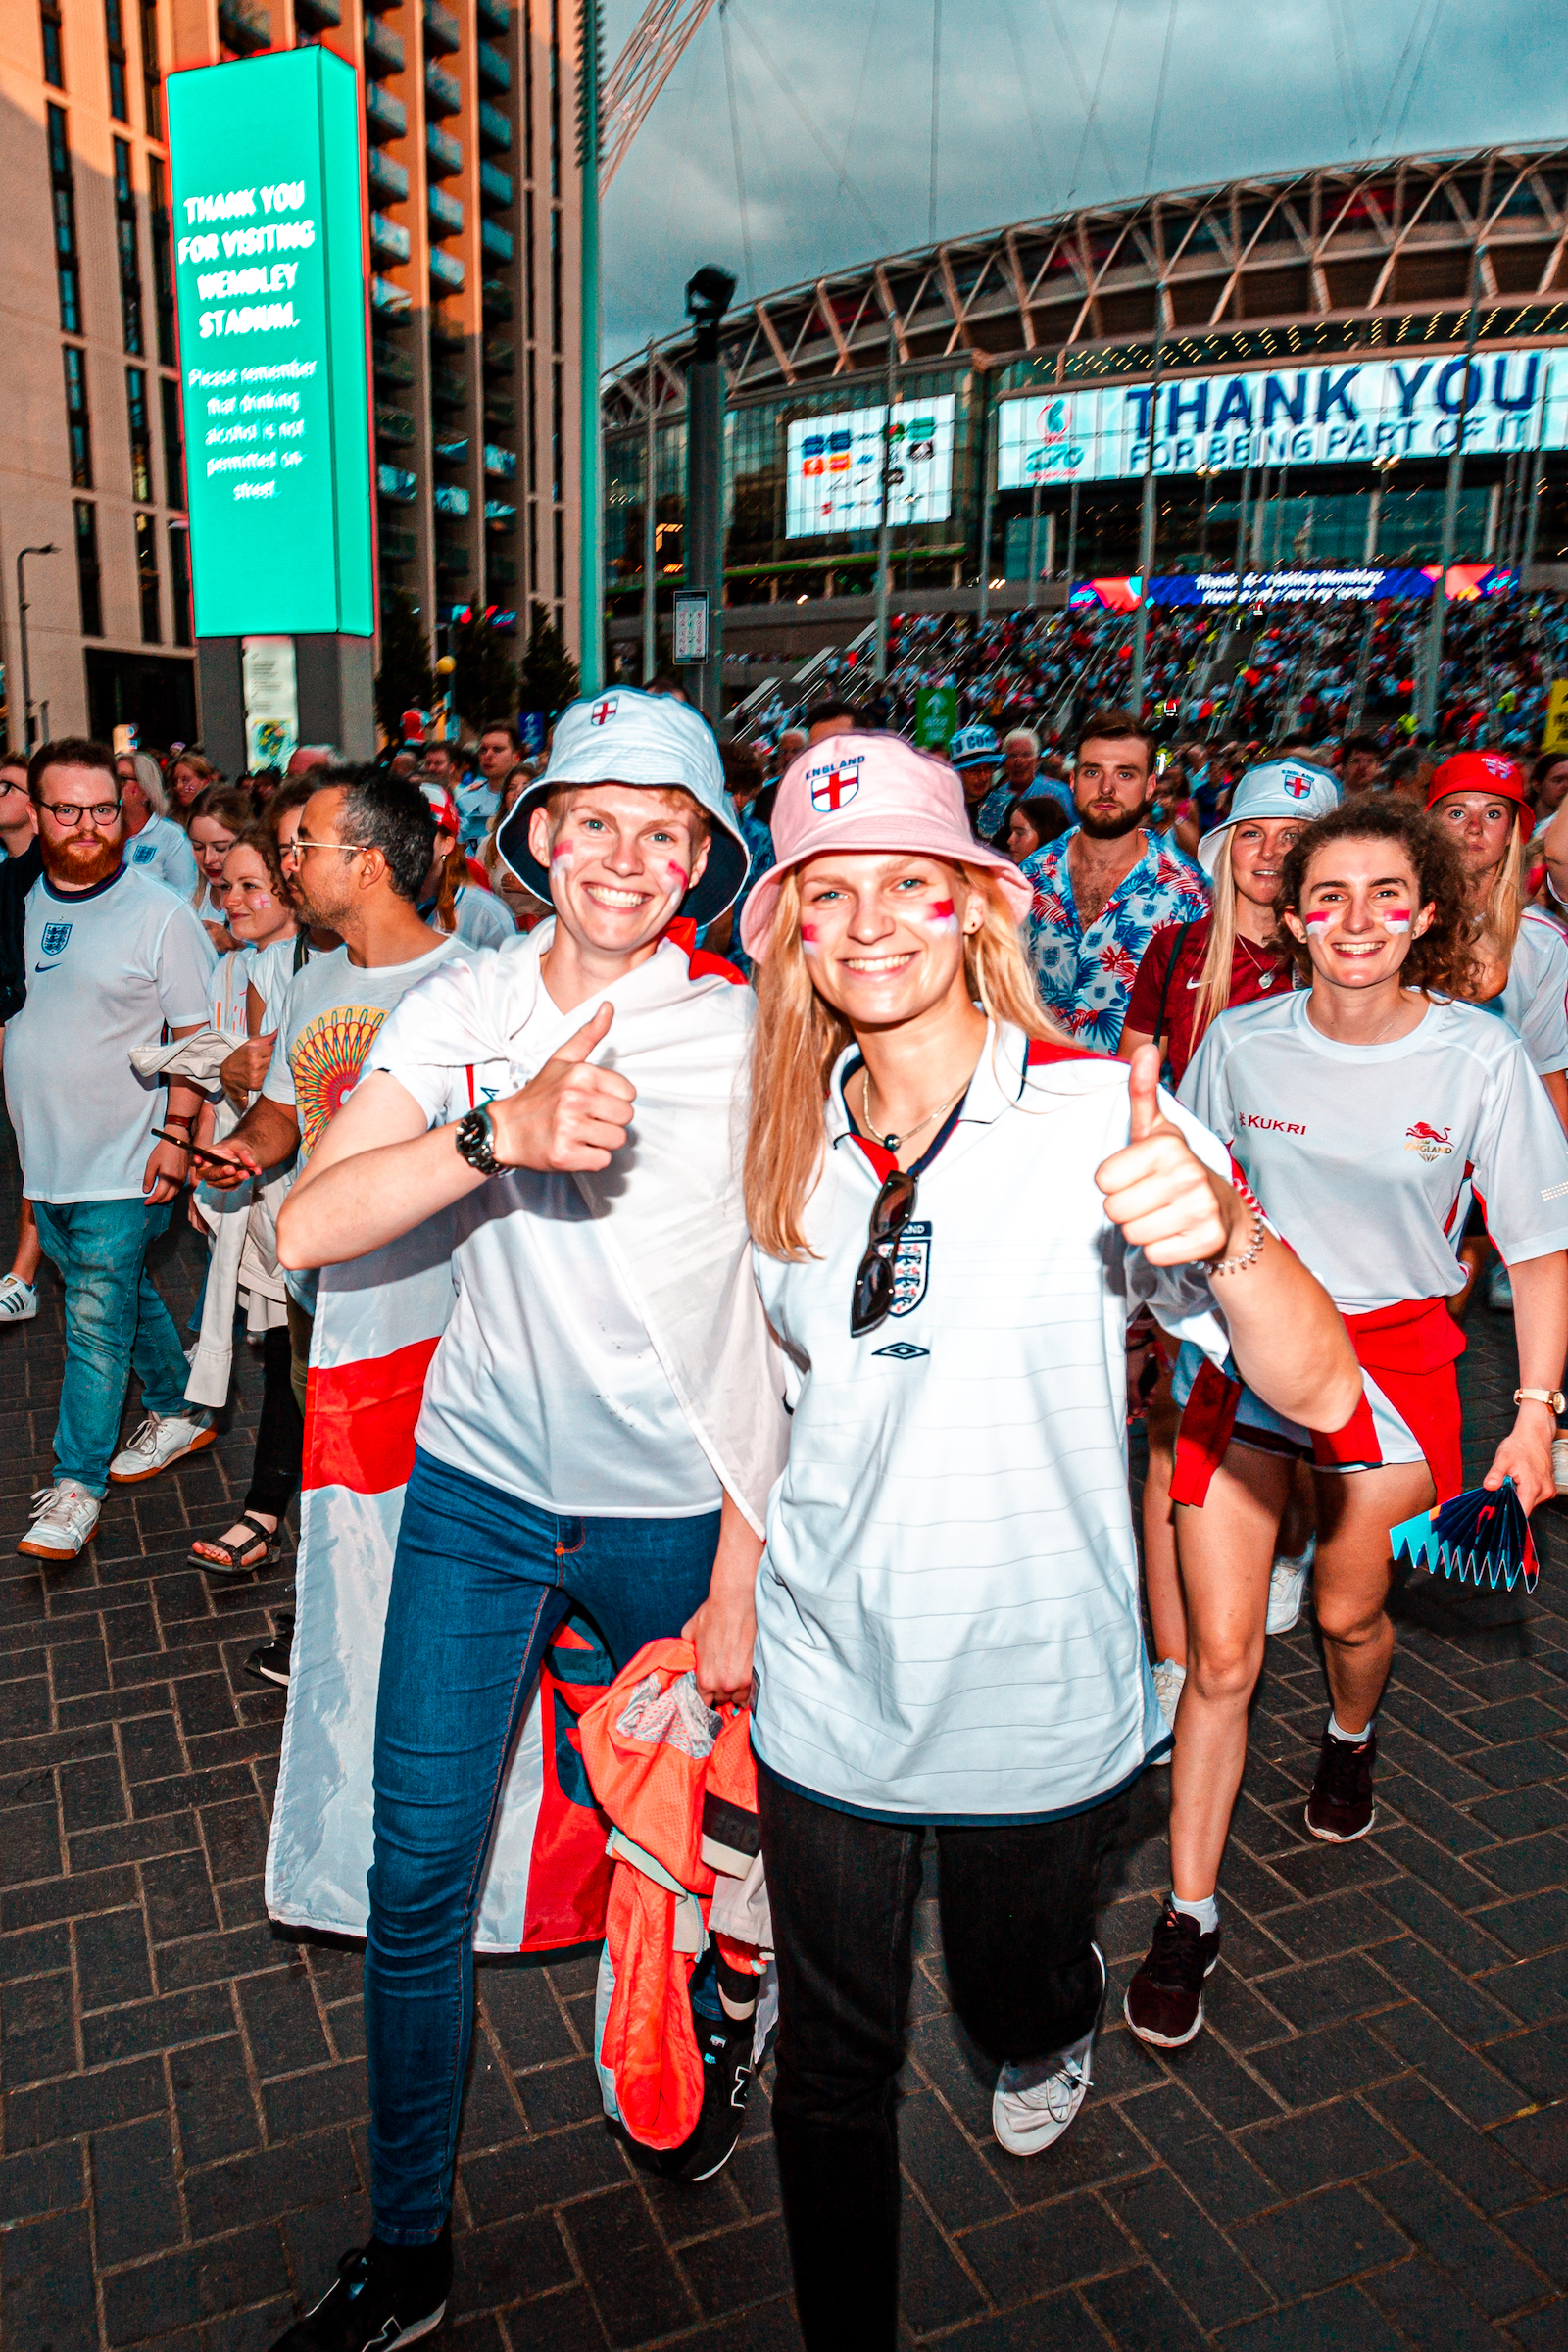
left=1022, top=827, right=1210, bottom=1051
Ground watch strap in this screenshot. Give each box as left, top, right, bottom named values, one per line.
left=1514, top=1386, right=1565, bottom=1414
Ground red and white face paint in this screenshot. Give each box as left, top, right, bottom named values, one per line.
left=921, top=898, right=961, bottom=936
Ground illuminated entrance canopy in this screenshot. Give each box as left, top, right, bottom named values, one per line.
left=167, top=47, right=374, bottom=637
left=999, top=353, right=1566, bottom=489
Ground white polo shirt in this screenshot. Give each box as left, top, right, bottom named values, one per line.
left=5, top=863, right=216, bottom=1202
left=1493, top=909, right=1568, bottom=1077
left=749, top=1026, right=1236, bottom=1824
left=1180, top=990, right=1568, bottom=1308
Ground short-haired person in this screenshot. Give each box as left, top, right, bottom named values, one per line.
left=117, top=752, right=200, bottom=897
left=805, top=697, right=859, bottom=745
left=1003, top=723, right=1073, bottom=819
left=260, top=692, right=786, bottom=2351
left=949, top=722, right=1011, bottom=842
left=0, top=753, right=45, bottom=1327
left=1023, top=709, right=1209, bottom=1050
left=732, top=734, right=1357, bottom=2350
left=1340, top=735, right=1383, bottom=794
left=286, top=743, right=336, bottom=782
left=1119, top=758, right=1339, bottom=1736
left=6, top=739, right=218, bottom=1559
left=1530, top=747, right=1568, bottom=836
left=416, top=740, right=453, bottom=787
left=1132, top=798, right=1568, bottom=2053
left=455, top=719, right=519, bottom=852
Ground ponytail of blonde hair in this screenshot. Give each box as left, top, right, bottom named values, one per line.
left=744, top=864, right=1067, bottom=1261
left=1189, top=848, right=1238, bottom=1053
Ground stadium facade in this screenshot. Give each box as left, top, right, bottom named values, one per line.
left=602, top=143, right=1568, bottom=651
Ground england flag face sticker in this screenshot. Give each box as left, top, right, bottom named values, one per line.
left=808, top=756, right=863, bottom=813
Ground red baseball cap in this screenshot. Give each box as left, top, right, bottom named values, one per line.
left=1426, top=752, right=1532, bottom=828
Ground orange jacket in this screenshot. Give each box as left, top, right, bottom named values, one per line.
left=578, top=1638, right=760, bottom=2150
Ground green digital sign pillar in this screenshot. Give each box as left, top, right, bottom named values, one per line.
left=167, top=47, right=374, bottom=641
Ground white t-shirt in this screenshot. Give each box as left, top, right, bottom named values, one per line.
left=1181, top=990, right=1568, bottom=1310
left=5, top=863, right=216, bottom=1202
left=749, top=1028, right=1237, bottom=1823
left=124, top=814, right=199, bottom=899
left=453, top=775, right=499, bottom=853
left=366, top=934, right=726, bottom=1517
left=1491, top=909, right=1568, bottom=1076
left=450, top=883, right=515, bottom=951
left=211, top=944, right=255, bottom=1035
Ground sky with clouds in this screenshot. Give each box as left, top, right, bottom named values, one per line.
left=599, top=0, right=1559, bottom=368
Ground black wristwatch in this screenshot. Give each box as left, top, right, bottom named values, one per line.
left=455, top=1104, right=502, bottom=1177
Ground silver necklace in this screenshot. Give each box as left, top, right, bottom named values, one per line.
left=861, top=1065, right=966, bottom=1153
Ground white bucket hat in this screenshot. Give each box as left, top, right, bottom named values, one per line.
left=1197, top=758, right=1341, bottom=876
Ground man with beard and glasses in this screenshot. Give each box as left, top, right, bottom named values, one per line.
left=1022, top=708, right=1208, bottom=1051
left=5, top=739, right=217, bottom=1560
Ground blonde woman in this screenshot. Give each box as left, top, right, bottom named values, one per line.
left=1118, top=760, right=1339, bottom=1723
left=732, top=732, right=1356, bottom=2351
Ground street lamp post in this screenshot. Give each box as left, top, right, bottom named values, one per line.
left=16, top=543, right=59, bottom=753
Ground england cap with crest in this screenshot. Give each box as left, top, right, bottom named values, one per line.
left=495, top=687, right=750, bottom=923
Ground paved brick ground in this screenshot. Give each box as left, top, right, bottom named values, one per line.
left=2, top=1114, right=1567, bottom=2352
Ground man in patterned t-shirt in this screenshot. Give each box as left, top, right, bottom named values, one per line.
left=1022, top=707, right=1208, bottom=1051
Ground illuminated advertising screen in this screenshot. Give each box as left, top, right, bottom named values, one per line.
left=1068, top=565, right=1512, bottom=611
left=998, top=353, right=1565, bottom=489
left=167, top=47, right=374, bottom=637
left=786, top=394, right=956, bottom=538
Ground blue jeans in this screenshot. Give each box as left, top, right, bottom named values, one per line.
left=31, top=1196, right=188, bottom=1497
left=365, top=1445, right=721, bottom=2243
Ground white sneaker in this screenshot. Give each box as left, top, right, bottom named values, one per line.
left=108, top=1411, right=215, bottom=1485
left=18, top=1481, right=100, bottom=1560
left=1488, top=1262, right=1514, bottom=1312
left=1266, top=1539, right=1315, bottom=1635
left=0, top=1273, right=38, bottom=1322
left=1151, top=1658, right=1186, bottom=1762
left=993, top=1945, right=1106, bottom=2157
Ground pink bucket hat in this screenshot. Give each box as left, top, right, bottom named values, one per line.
left=739, top=731, right=1034, bottom=959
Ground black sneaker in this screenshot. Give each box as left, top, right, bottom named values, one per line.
left=246, top=1611, right=294, bottom=1688
left=656, top=2014, right=754, bottom=2183
left=270, top=2227, right=450, bottom=2351
left=1304, top=1724, right=1377, bottom=1842
left=1124, top=1899, right=1221, bottom=2048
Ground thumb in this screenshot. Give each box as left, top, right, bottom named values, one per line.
left=553, top=1000, right=613, bottom=1064
left=256, top=1030, right=277, bottom=1048
left=1127, top=1042, right=1164, bottom=1143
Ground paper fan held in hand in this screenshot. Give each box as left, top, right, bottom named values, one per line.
left=1389, top=1479, right=1540, bottom=1595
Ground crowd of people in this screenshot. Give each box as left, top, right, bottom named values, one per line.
left=2, top=646, right=1567, bottom=2352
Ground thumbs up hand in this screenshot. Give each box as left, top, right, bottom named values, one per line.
left=1095, top=1043, right=1243, bottom=1267
left=486, top=1000, right=638, bottom=1173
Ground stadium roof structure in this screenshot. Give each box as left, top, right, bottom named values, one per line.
left=603, top=141, right=1568, bottom=429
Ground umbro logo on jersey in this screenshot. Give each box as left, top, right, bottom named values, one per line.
left=1405, top=1120, right=1453, bottom=1160
left=1238, top=1112, right=1305, bottom=1136
left=40, top=922, right=72, bottom=956
left=872, top=1342, right=929, bottom=1360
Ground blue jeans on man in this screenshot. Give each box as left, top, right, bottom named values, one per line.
left=365, top=1445, right=721, bottom=2242
left=30, top=1197, right=188, bottom=1496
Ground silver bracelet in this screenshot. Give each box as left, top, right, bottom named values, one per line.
left=1208, top=1201, right=1265, bottom=1278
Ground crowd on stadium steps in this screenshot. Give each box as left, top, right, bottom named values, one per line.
left=4, top=644, right=1568, bottom=2352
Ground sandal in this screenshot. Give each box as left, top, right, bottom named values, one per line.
left=189, top=1513, right=281, bottom=1576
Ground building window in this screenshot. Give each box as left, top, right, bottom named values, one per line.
left=140, top=0, right=161, bottom=136
left=553, top=507, right=564, bottom=603
left=74, top=500, right=103, bottom=637
left=135, top=512, right=161, bottom=642
left=114, top=139, right=144, bottom=355
left=528, top=498, right=538, bottom=597
left=169, top=524, right=192, bottom=645
left=126, top=366, right=152, bottom=500
left=551, top=355, right=562, bottom=504
left=48, top=105, right=81, bottom=334
left=40, top=0, right=63, bottom=86
left=160, top=375, right=185, bottom=507
left=550, top=209, right=561, bottom=356
left=148, top=157, right=174, bottom=365
left=548, top=0, right=560, bottom=198
left=63, top=345, right=92, bottom=487
left=105, top=0, right=129, bottom=121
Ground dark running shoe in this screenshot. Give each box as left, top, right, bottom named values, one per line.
left=270, top=2226, right=450, bottom=2351
left=657, top=2014, right=754, bottom=2183
left=1124, top=1900, right=1221, bottom=2048
left=1304, top=1724, right=1377, bottom=1842
left=245, top=1611, right=294, bottom=1688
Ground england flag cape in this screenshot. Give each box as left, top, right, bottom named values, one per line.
left=265, top=921, right=788, bottom=1952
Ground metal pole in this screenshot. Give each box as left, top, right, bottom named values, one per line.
left=1235, top=463, right=1251, bottom=576
left=1026, top=481, right=1041, bottom=610
left=16, top=544, right=58, bottom=753
left=577, top=0, right=603, bottom=696
left=1363, top=482, right=1383, bottom=564
left=642, top=340, right=657, bottom=683
left=1417, top=246, right=1487, bottom=737
left=1064, top=477, right=1079, bottom=588
left=1348, top=602, right=1376, bottom=732
left=1520, top=364, right=1551, bottom=586
left=873, top=314, right=897, bottom=679
left=1131, top=292, right=1163, bottom=710
left=1251, top=466, right=1270, bottom=567
left=976, top=379, right=997, bottom=628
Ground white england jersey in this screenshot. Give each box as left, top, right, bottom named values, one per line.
left=124, top=814, right=199, bottom=898
left=1180, top=990, right=1568, bottom=1311
left=750, top=1026, right=1237, bottom=1824
left=1493, top=909, right=1568, bottom=1077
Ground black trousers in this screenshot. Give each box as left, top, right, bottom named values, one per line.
left=757, top=1762, right=1124, bottom=2352
left=243, top=1323, right=305, bottom=1521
